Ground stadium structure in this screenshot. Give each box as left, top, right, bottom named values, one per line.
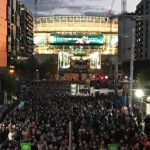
left=33, top=16, right=118, bottom=80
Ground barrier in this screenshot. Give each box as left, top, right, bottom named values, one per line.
left=90, top=87, right=123, bottom=96
left=0, top=100, right=20, bottom=123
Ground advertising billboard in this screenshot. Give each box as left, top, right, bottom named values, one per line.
left=59, top=52, right=70, bottom=69
left=90, top=52, right=101, bottom=69
left=49, top=35, right=104, bottom=45
left=102, top=34, right=118, bottom=55
left=107, top=35, right=118, bottom=47
left=70, top=84, right=77, bottom=96
left=34, top=33, right=46, bottom=46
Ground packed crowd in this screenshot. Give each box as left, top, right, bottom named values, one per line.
left=0, top=81, right=150, bottom=150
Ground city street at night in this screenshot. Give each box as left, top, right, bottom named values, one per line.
left=0, top=0, right=150, bottom=150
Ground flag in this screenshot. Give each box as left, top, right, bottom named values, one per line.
left=108, top=144, right=119, bottom=150
left=20, top=143, right=31, bottom=150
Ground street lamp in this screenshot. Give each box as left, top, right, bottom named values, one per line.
left=134, top=89, right=144, bottom=99
left=35, top=69, right=39, bottom=80
left=134, top=89, right=145, bottom=121
left=129, top=25, right=135, bottom=112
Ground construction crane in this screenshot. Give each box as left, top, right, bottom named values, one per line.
left=34, top=0, right=42, bottom=17
left=122, top=0, right=127, bottom=13
left=108, top=0, right=116, bottom=16
left=104, top=0, right=127, bottom=16
left=72, top=0, right=83, bottom=15
left=106, top=0, right=116, bottom=33
left=34, top=0, right=38, bottom=17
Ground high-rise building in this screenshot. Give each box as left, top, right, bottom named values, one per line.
left=118, top=0, right=150, bottom=75
left=7, top=0, right=21, bottom=66
left=20, top=4, right=33, bottom=57
left=118, top=14, right=133, bottom=64
left=135, top=0, right=150, bottom=60
left=0, top=0, right=7, bottom=67
left=0, top=0, right=33, bottom=67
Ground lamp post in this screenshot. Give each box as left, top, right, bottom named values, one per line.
left=57, top=52, right=60, bottom=80
left=35, top=69, right=39, bottom=80
left=69, top=119, right=72, bottom=150
left=129, top=25, right=135, bottom=113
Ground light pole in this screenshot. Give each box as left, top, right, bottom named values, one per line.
left=69, top=119, right=72, bottom=150
left=129, top=25, right=135, bottom=113
left=36, top=69, right=39, bottom=80
left=57, top=52, right=60, bottom=80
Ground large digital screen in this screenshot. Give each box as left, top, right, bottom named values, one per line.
left=102, top=34, right=118, bottom=55
left=107, top=35, right=118, bottom=47
left=49, top=35, right=104, bottom=45
left=90, top=52, right=101, bottom=69
left=34, top=33, right=46, bottom=46
left=70, top=84, right=77, bottom=96
left=59, top=52, right=70, bottom=69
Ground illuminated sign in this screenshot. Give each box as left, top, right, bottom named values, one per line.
left=107, top=35, right=118, bottom=47
left=70, top=84, right=77, bottom=96
left=34, top=33, right=46, bottom=46
left=59, top=52, right=70, bottom=69
left=49, top=35, right=104, bottom=45
left=90, top=52, right=101, bottom=69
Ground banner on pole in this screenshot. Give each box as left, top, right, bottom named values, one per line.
left=108, top=144, right=119, bottom=150
left=20, top=143, right=31, bottom=150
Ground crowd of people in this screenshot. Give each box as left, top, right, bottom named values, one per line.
left=0, top=80, right=150, bottom=150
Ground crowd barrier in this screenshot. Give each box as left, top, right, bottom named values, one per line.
left=0, top=100, right=20, bottom=123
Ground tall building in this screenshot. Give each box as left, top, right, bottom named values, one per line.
left=118, top=0, right=150, bottom=76
left=20, top=4, right=33, bottom=57
left=118, top=13, right=136, bottom=76
left=0, top=0, right=7, bottom=67
left=0, top=0, right=33, bottom=67
left=7, top=0, right=21, bottom=66
left=118, top=14, right=133, bottom=64
left=135, top=0, right=150, bottom=60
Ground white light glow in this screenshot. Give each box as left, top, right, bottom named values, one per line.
left=125, top=75, right=128, bottom=79
left=146, top=96, right=150, bottom=103
left=105, top=75, right=108, bottom=79
left=135, top=89, right=144, bottom=98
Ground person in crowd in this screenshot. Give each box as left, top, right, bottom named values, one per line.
left=0, top=80, right=149, bottom=149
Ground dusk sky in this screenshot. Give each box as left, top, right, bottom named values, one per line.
left=21, top=0, right=141, bottom=16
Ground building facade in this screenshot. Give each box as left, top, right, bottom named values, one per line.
left=118, top=0, right=150, bottom=76
left=118, top=14, right=133, bottom=63
left=33, top=16, right=118, bottom=77
left=0, top=0, right=7, bottom=67
left=34, top=16, right=118, bottom=55
left=20, top=4, right=33, bottom=57
left=0, top=0, right=33, bottom=67
left=7, top=0, right=21, bottom=66
left=135, top=0, right=150, bottom=60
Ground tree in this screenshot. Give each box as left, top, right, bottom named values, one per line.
left=0, top=68, right=17, bottom=104
left=39, top=55, right=58, bottom=79
left=0, top=68, right=17, bottom=93
left=136, top=68, right=150, bottom=83
left=15, top=55, right=40, bottom=78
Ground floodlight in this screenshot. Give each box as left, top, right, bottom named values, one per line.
left=134, top=89, right=144, bottom=98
